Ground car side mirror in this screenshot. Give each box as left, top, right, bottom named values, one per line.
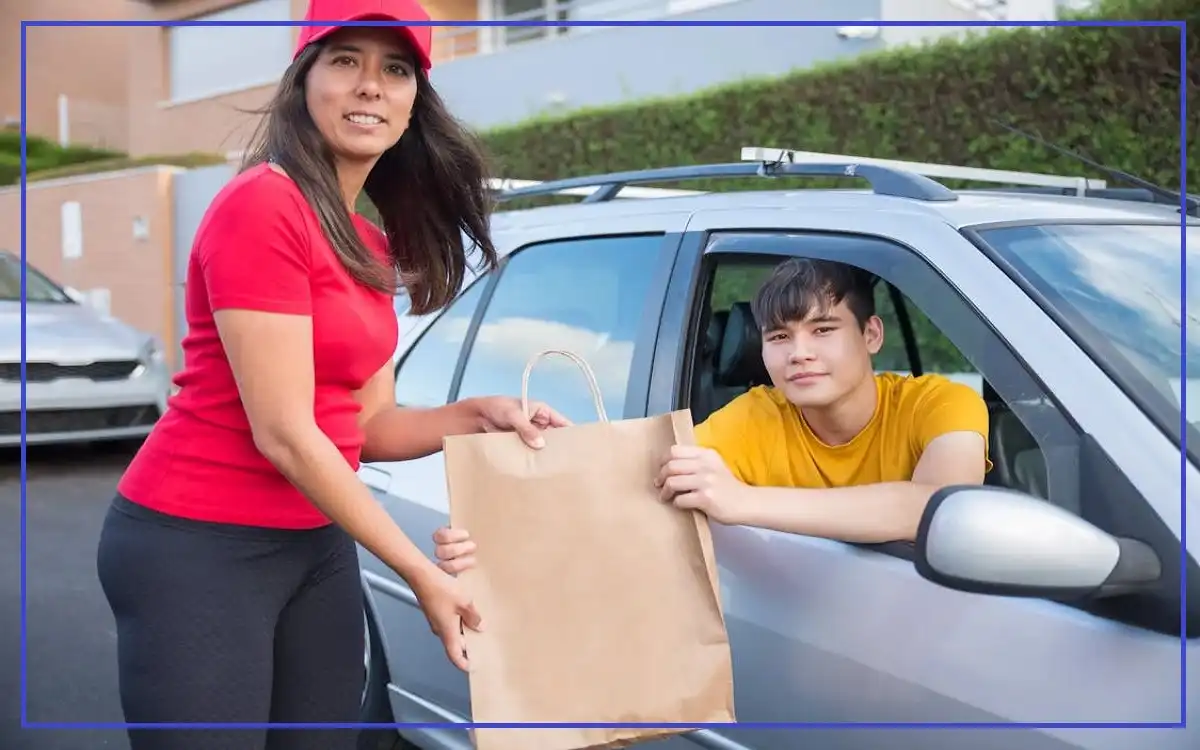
left=62, top=286, right=85, bottom=304
left=915, top=485, right=1162, bottom=600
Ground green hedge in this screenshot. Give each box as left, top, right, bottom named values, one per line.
left=0, top=130, right=229, bottom=185
left=479, top=0, right=1196, bottom=207
left=0, top=131, right=120, bottom=186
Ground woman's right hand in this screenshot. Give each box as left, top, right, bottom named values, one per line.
left=433, top=526, right=478, bottom=575
left=408, top=564, right=481, bottom=671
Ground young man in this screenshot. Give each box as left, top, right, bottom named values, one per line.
left=431, top=258, right=991, bottom=573
left=653, top=258, right=991, bottom=545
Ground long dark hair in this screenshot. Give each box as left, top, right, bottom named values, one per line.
left=239, top=41, right=498, bottom=315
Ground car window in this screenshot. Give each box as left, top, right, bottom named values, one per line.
left=0, top=252, right=72, bottom=303
left=393, top=278, right=488, bottom=408
left=692, top=236, right=1082, bottom=520
left=454, top=234, right=665, bottom=425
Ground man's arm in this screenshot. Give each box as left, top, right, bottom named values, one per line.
left=658, top=381, right=990, bottom=544
left=702, top=431, right=987, bottom=543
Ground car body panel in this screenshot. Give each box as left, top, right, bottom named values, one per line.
left=358, top=188, right=1196, bottom=750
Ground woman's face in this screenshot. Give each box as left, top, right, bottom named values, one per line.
left=304, top=26, right=419, bottom=164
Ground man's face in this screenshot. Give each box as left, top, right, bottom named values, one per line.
left=760, top=297, right=883, bottom=409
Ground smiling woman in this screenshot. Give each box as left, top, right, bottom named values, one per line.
left=92, top=2, right=571, bottom=750
left=239, top=0, right=497, bottom=314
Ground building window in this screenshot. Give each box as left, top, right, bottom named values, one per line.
left=167, top=0, right=292, bottom=104
left=492, top=0, right=569, bottom=46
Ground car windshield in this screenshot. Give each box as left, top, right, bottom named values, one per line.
left=974, top=221, right=1197, bottom=437
left=0, top=253, right=74, bottom=303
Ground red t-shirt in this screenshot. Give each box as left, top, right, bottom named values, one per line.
left=117, top=163, right=400, bottom=529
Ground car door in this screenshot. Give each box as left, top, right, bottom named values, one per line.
left=359, top=211, right=692, bottom=739
left=646, top=207, right=1196, bottom=750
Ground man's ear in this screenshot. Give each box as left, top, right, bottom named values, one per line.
left=863, top=315, right=884, bottom=355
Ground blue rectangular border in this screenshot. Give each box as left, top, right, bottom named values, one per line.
left=18, top=16, right=1189, bottom=732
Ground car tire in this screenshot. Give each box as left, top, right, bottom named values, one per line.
left=358, top=606, right=419, bottom=750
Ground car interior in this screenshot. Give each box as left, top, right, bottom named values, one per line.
left=687, top=273, right=1051, bottom=503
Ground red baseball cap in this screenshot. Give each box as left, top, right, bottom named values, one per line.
left=294, top=0, right=433, bottom=71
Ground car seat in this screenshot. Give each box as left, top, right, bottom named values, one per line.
left=715, top=302, right=771, bottom=390
left=983, top=379, right=1050, bottom=502
left=691, top=310, right=729, bottom=421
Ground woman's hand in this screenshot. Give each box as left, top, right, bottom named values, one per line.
left=408, top=565, right=482, bottom=671
left=471, top=396, right=572, bottom=449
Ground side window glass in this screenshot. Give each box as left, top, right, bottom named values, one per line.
left=394, top=278, right=487, bottom=408
left=454, top=234, right=665, bottom=425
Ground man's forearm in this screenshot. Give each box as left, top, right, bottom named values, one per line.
left=361, top=399, right=484, bottom=463
left=718, top=482, right=938, bottom=544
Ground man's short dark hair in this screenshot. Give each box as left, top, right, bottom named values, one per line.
left=750, top=258, right=878, bottom=332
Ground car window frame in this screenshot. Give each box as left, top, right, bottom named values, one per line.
left=684, top=235, right=1074, bottom=562
left=392, top=270, right=500, bottom=409
left=673, top=230, right=1083, bottom=502
left=444, top=230, right=685, bottom=421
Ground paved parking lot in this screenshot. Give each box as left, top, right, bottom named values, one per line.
left=1, top=441, right=140, bottom=750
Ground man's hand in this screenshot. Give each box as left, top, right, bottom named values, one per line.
left=432, top=526, right=477, bottom=575
left=654, top=445, right=746, bottom=523
left=471, top=396, right=572, bottom=449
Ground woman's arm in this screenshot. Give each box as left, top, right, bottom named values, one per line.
left=354, top=360, right=572, bottom=464
left=216, top=309, right=441, bottom=585
left=199, top=176, right=480, bottom=670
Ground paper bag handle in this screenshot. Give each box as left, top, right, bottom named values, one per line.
left=521, top=349, right=609, bottom=423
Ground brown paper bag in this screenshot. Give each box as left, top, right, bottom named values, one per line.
left=443, top=349, right=736, bottom=750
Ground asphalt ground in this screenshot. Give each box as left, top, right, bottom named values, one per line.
left=1, top=440, right=142, bottom=750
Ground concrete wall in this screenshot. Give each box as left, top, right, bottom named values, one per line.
left=1, top=0, right=135, bottom=150
left=0, top=167, right=180, bottom=367
left=429, top=0, right=886, bottom=130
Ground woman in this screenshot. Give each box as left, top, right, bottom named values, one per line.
left=95, top=1, right=567, bottom=748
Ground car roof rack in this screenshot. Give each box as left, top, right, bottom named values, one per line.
left=489, top=146, right=1111, bottom=206
left=486, top=178, right=704, bottom=200
left=741, top=147, right=1107, bottom=196
left=491, top=152, right=963, bottom=204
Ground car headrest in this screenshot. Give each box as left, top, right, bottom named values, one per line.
left=716, top=302, right=770, bottom=387
left=703, top=310, right=729, bottom=361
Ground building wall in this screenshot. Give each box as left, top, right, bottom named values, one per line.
left=428, top=0, right=886, bottom=131
left=0, top=168, right=180, bottom=367
left=1, top=0, right=135, bottom=150
left=125, top=0, right=478, bottom=158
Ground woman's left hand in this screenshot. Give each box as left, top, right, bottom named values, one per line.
left=472, top=396, right=572, bottom=449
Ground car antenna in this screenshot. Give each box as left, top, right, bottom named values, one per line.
left=989, top=118, right=1197, bottom=216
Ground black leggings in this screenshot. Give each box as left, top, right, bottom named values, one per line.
left=96, top=494, right=366, bottom=750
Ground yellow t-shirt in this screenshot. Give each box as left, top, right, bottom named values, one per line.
left=693, top=372, right=991, bottom=488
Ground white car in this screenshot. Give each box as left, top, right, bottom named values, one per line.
left=0, top=250, right=171, bottom=447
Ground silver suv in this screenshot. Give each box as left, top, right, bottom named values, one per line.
left=355, top=148, right=1197, bottom=750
